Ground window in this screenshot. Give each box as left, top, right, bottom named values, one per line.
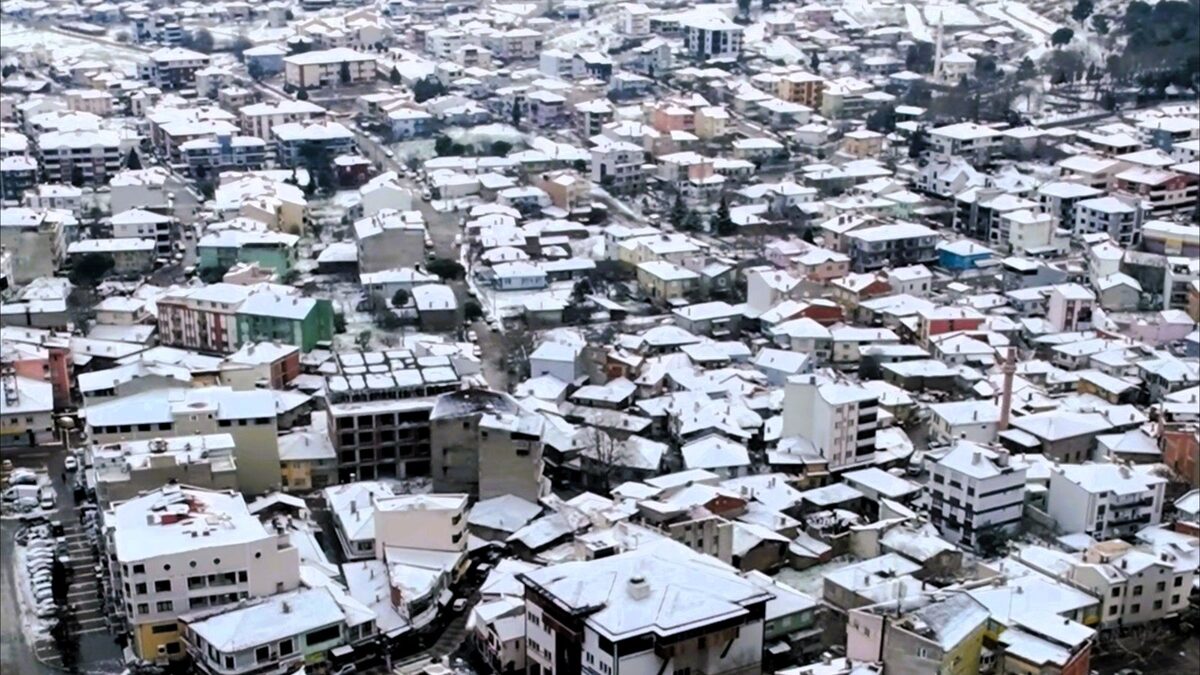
left=225, top=656, right=234, bottom=669
left=1132, top=585, right=1143, bottom=596
left=1156, top=582, right=1166, bottom=592
left=1172, top=594, right=1181, bottom=605
left=279, top=638, right=294, bottom=656
left=135, top=582, right=147, bottom=595
left=1153, top=600, right=1163, bottom=610
left=165, top=642, right=181, bottom=655
left=137, top=603, right=149, bottom=614
left=1130, top=604, right=1140, bottom=614
left=156, top=600, right=173, bottom=612
left=917, top=647, right=929, bottom=659
left=132, top=564, right=145, bottom=574
left=1111, top=588, right=1120, bottom=598
left=151, top=623, right=176, bottom=634
left=238, top=571, right=248, bottom=583
left=1108, top=605, right=1118, bottom=616
left=306, top=625, right=341, bottom=645
left=154, top=580, right=172, bottom=593
left=1174, top=576, right=1183, bottom=587
left=256, top=645, right=271, bottom=663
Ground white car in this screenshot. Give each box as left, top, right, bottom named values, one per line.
left=63, top=456, right=78, bottom=472
left=39, top=494, right=54, bottom=510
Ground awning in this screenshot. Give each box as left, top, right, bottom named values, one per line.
left=767, top=642, right=791, bottom=656
left=438, top=589, right=454, bottom=606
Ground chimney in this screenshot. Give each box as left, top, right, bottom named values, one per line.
left=627, top=575, right=651, bottom=600
left=282, top=601, right=291, bottom=614
left=972, top=451, right=981, bottom=465
left=996, top=449, right=1010, bottom=467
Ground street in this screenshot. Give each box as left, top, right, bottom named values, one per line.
left=1, top=446, right=123, bottom=674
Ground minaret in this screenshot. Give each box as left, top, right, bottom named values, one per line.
left=998, top=346, right=1017, bottom=431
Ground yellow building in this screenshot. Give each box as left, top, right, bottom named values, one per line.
left=695, top=106, right=730, bottom=140
left=841, top=129, right=885, bottom=158
left=283, top=48, right=376, bottom=90
left=777, top=71, right=825, bottom=108
left=636, top=260, right=700, bottom=303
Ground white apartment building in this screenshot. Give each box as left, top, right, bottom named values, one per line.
left=1047, top=283, right=1096, bottom=333
left=238, top=100, right=327, bottom=140
left=1074, top=195, right=1144, bottom=246
left=1018, top=540, right=1195, bottom=631
left=372, top=493, right=468, bottom=554
left=138, top=47, right=211, bottom=89
left=106, top=485, right=300, bottom=661
left=353, top=208, right=427, bottom=274
left=111, top=207, right=174, bottom=255
left=928, top=122, right=1002, bottom=163
left=283, top=48, right=376, bottom=90
left=425, top=28, right=467, bottom=60
left=928, top=442, right=1027, bottom=547
left=619, top=3, right=653, bottom=37
left=885, top=265, right=932, bottom=296
left=23, top=183, right=83, bottom=216
left=928, top=400, right=1001, bottom=444
left=781, top=375, right=880, bottom=471
left=38, top=128, right=126, bottom=184
left=1046, top=463, right=1167, bottom=540
left=520, top=547, right=772, bottom=675
left=590, top=139, right=644, bottom=194
left=680, top=14, right=744, bottom=60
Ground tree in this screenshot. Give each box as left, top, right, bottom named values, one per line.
left=231, top=35, right=254, bottom=61
left=669, top=191, right=687, bottom=229
left=412, top=76, right=445, bottom=103
left=580, top=428, right=632, bottom=491
left=908, top=126, right=928, bottom=159
left=975, top=528, right=1008, bottom=559
left=69, top=253, right=114, bottom=286
left=1071, top=0, right=1094, bottom=23
left=1015, top=56, right=1037, bottom=82
left=865, top=104, right=896, bottom=133
left=463, top=300, right=483, bottom=321
left=339, top=61, right=352, bottom=85
left=489, top=141, right=512, bottom=157
left=69, top=166, right=85, bottom=187
left=188, top=28, right=214, bottom=54
left=1051, top=27, right=1074, bottom=46
left=714, top=197, right=735, bottom=236
left=1091, top=14, right=1109, bottom=35
left=737, top=0, right=752, bottom=18
left=114, top=30, right=131, bottom=43
left=389, top=66, right=402, bottom=85
left=247, top=60, right=264, bottom=81
left=511, top=103, right=522, bottom=128
left=124, top=148, right=142, bottom=170
left=905, top=42, right=935, bottom=73
left=333, top=312, right=347, bottom=333
left=199, top=264, right=230, bottom=284
left=809, top=51, right=820, bottom=72
left=356, top=330, right=372, bottom=350
left=426, top=257, right=465, bottom=281
left=295, top=87, right=309, bottom=101
left=571, top=278, right=593, bottom=304
left=391, top=288, right=410, bottom=308
left=682, top=210, right=701, bottom=232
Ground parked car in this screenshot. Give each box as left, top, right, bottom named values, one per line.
left=63, top=456, right=78, bottom=472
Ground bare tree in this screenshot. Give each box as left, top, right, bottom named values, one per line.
left=580, top=428, right=632, bottom=492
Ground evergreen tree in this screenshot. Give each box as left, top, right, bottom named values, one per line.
left=714, top=197, right=735, bottom=236
left=511, top=103, right=522, bottom=128
left=389, top=66, right=402, bottom=85
left=124, top=148, right=142, bottom=170
left=1070, top=0, right=1094, bottom=23
left=670, top=192, right=687, bottom=229
left=908, top=126, right=928, bottom=159
left=1016, top=57, right=1038, bottom=82
left=809, top=51, right=820, bottom=72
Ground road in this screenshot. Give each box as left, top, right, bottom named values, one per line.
left=1, top=446, right=123, bottom=674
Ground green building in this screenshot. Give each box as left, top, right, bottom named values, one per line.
left=236, top=291, right=334, bottom=352
left=198, top=230, right=299, bottom=274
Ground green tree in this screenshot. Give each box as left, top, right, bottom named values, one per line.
left=1071, top=0, right=1094, bottom=23
left=737, top=0, right=751, bottom=18
left=124, top=148, right=142, bottom=170
left=682, top=211, right=701, bottom=232
left=247, top=60, right=264, bottom=81
left=412, top=76, right=445, bottom=103
left=1015, top=56, right=1038, bottom=81
left=188, top=28, right=214, bottom=54
left=865, top=104, right=896, bottom=133
left=389, top=66, right=402, bottom=85
left=199, top=264, right=230, bottom=284
left=339, top=61, right=352, bottom=85
left=908, top=126, right=928, bottom=159
left=511, top=103, right=522, bottom=128
left=295, top=87, right=309, bottom=101
left=463, top=300, right=483, bottom=321
left=1091, top=14, right=1109, bottom=35
left=571, top=278, right=593, bottom=304
left=714, top=197, right=735, bottom=236
left=809, top=51, right=820, bottom=72
left=975, top=528, right=1009, bottom=559
left=905, top=42, right=934, bottom=73
left=391, top=288, right=411, bottom=308
left=333, top=312, right=347, bottom=333
left=69, top=253, right=114, bottom=286
left=426, top=257, right=465, bottom=281
left=231, top=35, right=254, bottom=61
left=489, top=141, right=512, bottom=157
left=669, top=191, right=687, bottom=229
left=1051, top=27, right=1074, bottom=46
left=356, top=330, right=372, bottom=350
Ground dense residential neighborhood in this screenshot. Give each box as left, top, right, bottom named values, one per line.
left=0, top=0, right=1198, bottom=674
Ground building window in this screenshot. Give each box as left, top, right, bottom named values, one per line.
left=256, top=645, right=271, bottom=663
left=1131, top=604, right=1140, bottom=614
left=137, top=603, right=149, bottom=614
left=1111, top=588, right=1120, bottom=598
left=1156, top=582, right=1166, bottom=592
left=1174, top=576, right=1183, bottom=587
left=279, top=638, right=294, bottom=656
left=156, top=600, right=173, bottom=612
left=135, top=582, right=147, bottom=595
left=154, top=580, right=172, bottom=593
left=1108, top=605, right=1118, bottom=615
left=1153, top=600, right=1163, bottom=610
left=151, top=623, right=176, bottom=634
left=1133, top=585, right=1143, bottom=596
left=133, top=564, right=145, bottom=574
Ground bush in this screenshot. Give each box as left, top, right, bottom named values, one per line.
left=68, top=253, right=114, bottom=286
left=426, top=257, right=465, bottom=281
left=464, top=300, right=483, bottom=321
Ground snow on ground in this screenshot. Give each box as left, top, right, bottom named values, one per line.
left=2, top=24, right=144, bottom=73
left=12, top=537, right=53, bottom=650
left=547, top=23, right=618, bottom=51
left=447, top=124, right=525, bottom=148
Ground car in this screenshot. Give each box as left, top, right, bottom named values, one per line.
left=172, top=252, right=184, bottom=263
left=153, top=257, right=168, bottom=269
left=489, top=321, right=499, bottom=332
left=383, top=149, right=395, bottom=158
left=420, top=189, right=432, bottom=201
left=63, top=456, right=78, bottom=472
left=39, top=495, right=55, bottom=510
left=183, top=265, right=196, bottom=277
left=466, top=330, right=478, bottom=342
left=452, top=598, right=468, bottom=613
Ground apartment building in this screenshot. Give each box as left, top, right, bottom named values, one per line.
left=353, top=209, right=427, bottom=274
left=179, top=134, right=268, bottom=177
left=520, top=547, right=771, bottom=675
left=847, top=592, right=989, bottom=675
left=67, top=237, right=157, bottom=274
left=781, top=375, right=880, bottom=472
left=236, top=291, right=335, bottom=353
left=430, top=388, right=547, bottom=504
left=1114, top=166, right=1196, bottom=219
left=373, top=493, right=468, bottom=554
left=927, top=442, right=1027, bottom=548
left=777, top=71, right=824, bottom=109
left=181, top=586, right=370, bottom=675
left=323, top=350, right=462, bottom=482
left=1046, top=463, right=1167, bottom=540
left=111, top=208, right=174, bottom=256
left=38, top=128, right=126, bottom=184
left=1047, top=283, right=1096, bottom=333
left=84, top=387, right=280, bottom=494
left=138, top=47, right=211, bottom=89
left=844, top=223, right=940, bottom=273
left=1073, top=195, right=1144, bottom=246
left=680, top=14, right=744, bottom=60
left=157, top=283, right=254, bottom=354
left=272, top=121, right=355, bottom=168
left=0, top=207, right=68, bottom=284
left=928, top=122, right=1002, bottom=163
left=590, top=138, right=644, bottom=194
left=106, top=485, right=300, bottom=661
left=238, top=100, right=328, bottom=140
left=87, top=435, right=239, bottom=506
left=283, top=48, right=376, bottom=90
left=1018, top=540, right=1195, bottom=631
left=1037, top=181, right=1104, bottom=228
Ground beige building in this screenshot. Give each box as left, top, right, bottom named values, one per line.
left=373, top=493, right=469, bottom=554
left=283, top=48, right=376, bottom=90
left=636, top=260, right=700, bottom=304
left=106, top=485, right=300, bottom=661
left=87, top=434, right=239, bottom=506
left=238, top=100, right=327, bottom=140
left=84, top=387, right=281, bottom=495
